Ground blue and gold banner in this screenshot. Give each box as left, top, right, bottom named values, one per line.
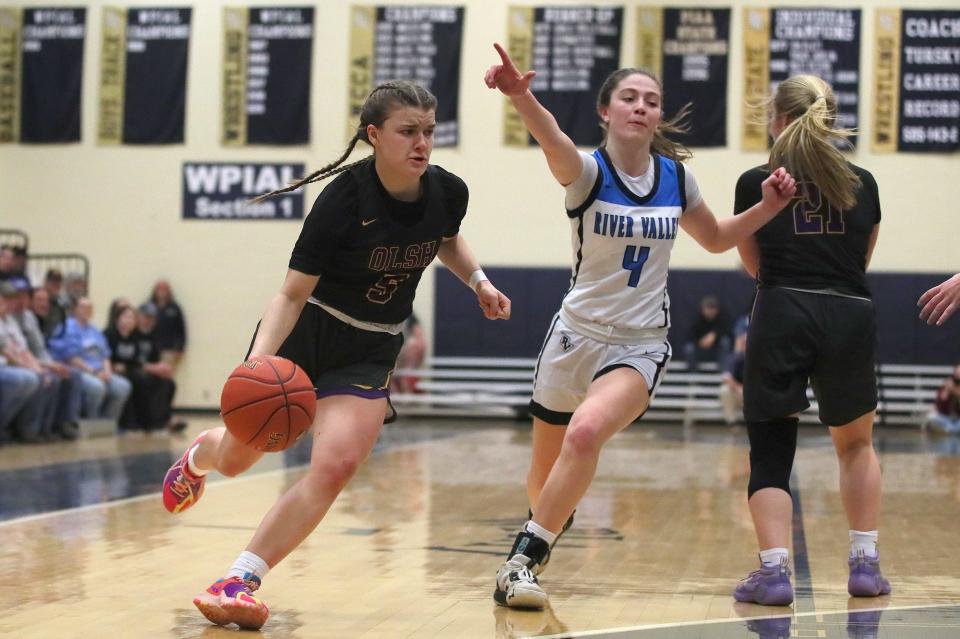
left=637, top=7, right=730, bottom=148
left=348, top=6, right=464, bottom=147
left=223, top=7, right=314, bottom=146
left=98, top=7, right=191, bottom=145
left=742, top=7, right=861, bottom=151
left=0, top=7, right=85, bottom=144
left=505, top=5, right=622, bottom=147
left=874, top=9, right=960, bottom=153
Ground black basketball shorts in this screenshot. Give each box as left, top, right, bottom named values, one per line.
left=743, top=287, right=878, bottom=426
left=247, top=303, right=404, bottom=400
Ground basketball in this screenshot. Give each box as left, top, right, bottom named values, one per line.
left=220, top=355, right=316, bottom=452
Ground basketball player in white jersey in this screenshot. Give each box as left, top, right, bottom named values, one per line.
left=484, top=43, right=797, bottom=609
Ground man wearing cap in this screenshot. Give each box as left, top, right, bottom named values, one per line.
left=9, top=277, right=81, bottom=439
left=0, top=281, right=57, bottom=443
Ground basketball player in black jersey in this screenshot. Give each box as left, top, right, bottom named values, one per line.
left=731, top=75, right=890, bottom=606
left=161, top=81, right=511, bottom=629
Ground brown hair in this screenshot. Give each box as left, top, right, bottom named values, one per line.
left=596, top=68, right=693, bottom=162
left=254, top=80, right=438, bottom=201
left=768, top=75, right=860, bottom=210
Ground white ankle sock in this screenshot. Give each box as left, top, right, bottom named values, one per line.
left=227, top=550, right=270, bottom=581
left=849, top=530, right=878, bottom=558
left=187, top=443, right=209, bottom=477
left=759, top=547, right=789, bottom=567
left=525, top=520, right=558, bottom=546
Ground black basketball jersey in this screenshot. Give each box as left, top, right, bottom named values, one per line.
left=289, top=159, right=467, bottom=324
left=734, top=163, right=881, bottom=298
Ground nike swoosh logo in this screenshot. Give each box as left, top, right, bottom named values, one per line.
left=362, top=218, right=377, bottom=226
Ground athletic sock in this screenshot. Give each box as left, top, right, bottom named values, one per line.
left=227, top=550, right=270, bottom=582
left=525, top=520, right=558, bottom=546
left=849, top=530, right=878, bottom=558
left=759, top=547, right=789, bottom=568
left=187, top=443, right=210, bottom=477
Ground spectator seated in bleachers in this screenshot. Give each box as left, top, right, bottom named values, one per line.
left=10, top=277, right=80, bottom=440
left=48, top=296, right=131, bottom=422
left=0, top=281, right=60, bottom=443
left=718, top=316, right=749, bottom=425
left=136, top=302, right=186, bottom=433
left=62, top=271, right=88, bottom=311
left=38, top=268, right=69, bottom=336
left=683, top=295, right=732, bottom=371
left=928, top=364, right=960, bottom=434
left=149, top=279, right=187, bottom=370
left=106, top=304, right=183, bottom=433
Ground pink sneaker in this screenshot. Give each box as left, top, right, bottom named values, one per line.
left=162, top=431, right=208, bottom=513
left=193, top=574, right=269, bottom=630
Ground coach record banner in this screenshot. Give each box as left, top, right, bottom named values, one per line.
left=873, top=9, right=960, bottom=153
left=98, top=7, right=191, bottom=145
left=183, top=162, right=306, bottom=220
left=223, top=7, right=314, bottom=145
left=636, top=7, right=730, bottom=147
left=347, top=6, right=464, bottom=147
left=0, top=7, right=86, bottom=143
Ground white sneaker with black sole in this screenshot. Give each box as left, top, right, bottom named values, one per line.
left=494, top=531, right=550, bottom=609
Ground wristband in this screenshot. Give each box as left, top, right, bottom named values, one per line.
left=468, top=269, right=489, bottom=290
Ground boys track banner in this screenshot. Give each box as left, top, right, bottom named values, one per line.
left=873, top=9, right=960, bottom=153
left=348, top=6, right=464, bottom=147
left=742, top=7, right=861, bottom=151
left=98, top=7, right=191, bottom=145
left=223, top=7, right=314, bottom=146
left=0, top=7, right=85, bottom=143
left=182, top=162, right=305, bottom=220
left=635, top=7, right=730, bottom=148
left=504, top=5, right=622, bottom=147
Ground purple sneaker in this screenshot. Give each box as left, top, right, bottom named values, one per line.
left=734, top=559, right=794, bottom=606
left=847, top=550, right=891, bottom=597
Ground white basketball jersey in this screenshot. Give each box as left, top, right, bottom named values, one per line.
left=561, top=149, right=687, bottom=339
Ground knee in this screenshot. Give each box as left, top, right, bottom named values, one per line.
left=834, top=436, right=873, bottom=459
left=308, top=455, right=362, bottom=493
left=564, top=416, right=605, bottom=457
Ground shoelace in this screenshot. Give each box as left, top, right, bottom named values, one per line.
left=171, top=473, right=193, bottom=498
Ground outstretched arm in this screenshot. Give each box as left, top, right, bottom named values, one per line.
left=484, top=43, right=582, bottom=185
left=919, top=272, right=960, bottom=326
left=437, top=234, right=511, bottom=320
left=681, top=168, right=797, bottom=253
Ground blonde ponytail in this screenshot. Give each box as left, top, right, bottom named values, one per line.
left=769, top=75, right=860, bottom=210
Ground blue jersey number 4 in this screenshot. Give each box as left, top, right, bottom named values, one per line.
left=622, top=245, right=650, bottom=288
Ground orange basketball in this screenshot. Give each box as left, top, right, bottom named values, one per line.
left=220, top=355, right=316, bottom=452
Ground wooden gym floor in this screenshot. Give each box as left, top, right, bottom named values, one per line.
left=1, top=415, right=960, bottom=638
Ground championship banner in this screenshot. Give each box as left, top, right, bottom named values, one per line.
left=742, top=7, right=861, bottom=151
left=0, top=8, right=85, bottom=144
left=98, top=7, right=191, bottom=145
left=182, top=162, right=306, bottom=220
left=636, top=8, right=730, bottom=147
left=223, top=7, right=314, bottom=146
left=347, top=6, right=464, bottom=147
left=505, top=6, right=622, bottom=147
left=873, top=9, right=960, bottom=153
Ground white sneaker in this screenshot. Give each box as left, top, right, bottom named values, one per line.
left=494, top=558, right=548, bottom=609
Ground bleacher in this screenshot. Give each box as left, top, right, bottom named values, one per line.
left=391, top=356, right=949, bottom=427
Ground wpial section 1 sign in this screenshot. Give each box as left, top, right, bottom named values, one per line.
left=182, top=162, right=305, bottom=220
